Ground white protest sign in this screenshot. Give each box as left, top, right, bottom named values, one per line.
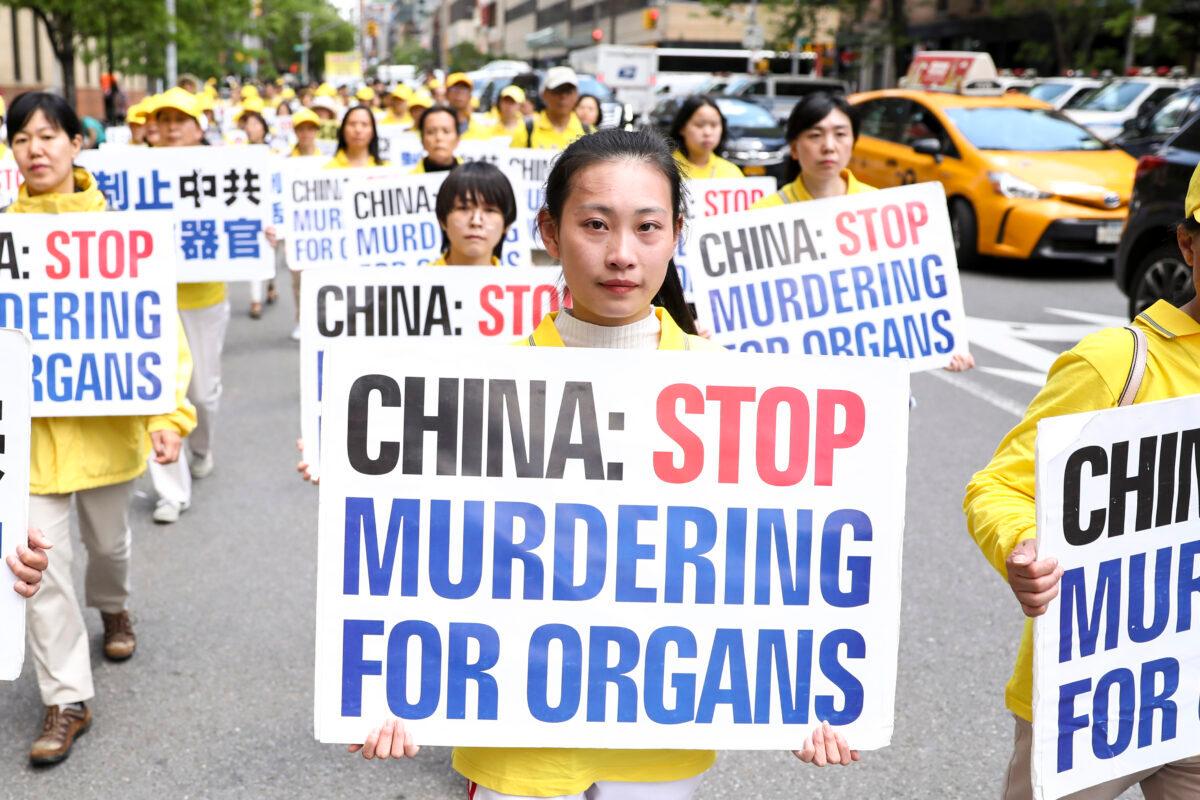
left=314, top=343, right=909, bottom=747
left=77, top=145, right=277, bottom=282
left=689, top=182, right=970, bottom=372
left=0, top=212, right=180, bottom=416
left=104, top=126, right=133, bottom=146
left=1032, top=395, right=1200, bottom=799
left=0, top=328, right=31, bottom=680
left=280, top=161, right=409, bottom=270
left=299, top=266, right=567, bottom=479
left=342, top=170, right=535, bottom=269
left=376, top=127, right=422, bottom=169
left=0, top=153, right=23, bottom=209
left=676, top=177, right=777, bottom=299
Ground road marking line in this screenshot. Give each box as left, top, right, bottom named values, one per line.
left=926, top=370, right=1027, bottom=418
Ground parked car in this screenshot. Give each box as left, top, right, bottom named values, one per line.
left=850, top=88, right=1136, bottom=267
left=646, top=94, right=790, bottom=181
left=1114, top=112, right=1200, bottom=317
left=716, top=75, right=849, bottom=123
left=1064, top=77, right=1192, bottom=141
left=1113, top=83, right=1200, bottom=157
left=1029, top=77, right=1106, bottom=110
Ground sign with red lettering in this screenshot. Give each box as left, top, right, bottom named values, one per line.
left=688, top=182, right=970, bottom=372
left=1033, top=395, right=1200, bottom=798
left=676, top=178, right=778, bottom=300
left=0, top=212, right=180, bottom=416
left=0, top=153, right=23, bottom=209
left=314, top=342, right=909, bottom=747
left=0, top=328, right=31, bottom=680
left=299, top=266, right=568, bottom=479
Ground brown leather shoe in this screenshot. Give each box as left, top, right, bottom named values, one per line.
left=30, top=703, right=91, bottom=766
left=101, top=611, right=136, bottom=661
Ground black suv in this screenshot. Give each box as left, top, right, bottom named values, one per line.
left=1114, top=83, right=1200, bottom=157
left=1114, top=111, right=1200, bottom=318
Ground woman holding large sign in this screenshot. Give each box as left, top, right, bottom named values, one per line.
left=6, top=92, right=197, bottom=765
left=147, top=87, right=228, bottom=523
left=668, top=96, right=744, bottom=180
left=349, top=129, right=859, bottom=797
left=964, top=164, right=1200, bottom=798
left=430, top=161, right=517, bottom=266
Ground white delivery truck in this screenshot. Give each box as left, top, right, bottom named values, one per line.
left=569, top=45, right=658, bottom=119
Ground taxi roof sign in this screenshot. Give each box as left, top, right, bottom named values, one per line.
left=901, top=51, right=1004, bottom=96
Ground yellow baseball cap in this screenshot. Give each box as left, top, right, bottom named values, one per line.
left=390, top=84, right=413, bottom=101
left=499, top=85, right=526, bottom=104
left=427, top=76, right=443, bottom=90
left=1187, top=163, right=1200, bottom=223
left=356, top=86, right=375, bottom=102
left=409, top=89, right=434, bottom=109
left=315, top=82, right=337, bottom=98
left=241, top=85, right=260, bottom=99
left=281, top=87, right=296, bottom=101
left=291, top=108, right=321, bottom=130
left=152, top=87, right=205, bottom=125
left=126, top=102, right=147, bottom=125
left=446, top=72, right=472, bottom=89
left=234, top=96, right=266, bottom=120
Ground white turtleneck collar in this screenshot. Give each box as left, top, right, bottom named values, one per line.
left=553, top=309, right=661, bottom=349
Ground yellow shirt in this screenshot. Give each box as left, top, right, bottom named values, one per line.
left=749, top=169, right=874, bottom=209
left=7, top=168, right=198, bottom=494
left=381, top=111, right=413, bottom=128
left=453, top=307, right=719, bottom=796
left=324, top=150, right=387, bottom=170
left=673, top=150, right=743, bottom=180
left=409, top=156, right=463, bottom=175
left=510, top=111, right=588, bottom=150
left=460, top=115, right=498, bottom=141
left=964, top=300, right=1200, bottom=721
left=429, top=254, right=500, bottom=266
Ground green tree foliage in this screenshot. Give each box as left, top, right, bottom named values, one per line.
left=256, top=0, right=354, bottom=81
left=392, top=38, right=434, bottom=70
left=448, top=41, right=489, bottom=72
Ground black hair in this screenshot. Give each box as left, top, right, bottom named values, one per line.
left=336, top=103, right=381, bottom=163
left=541, top=127, right=696, bottom=334
left=1182, top=216, right=1200, bottom=233
left=575, top=93, right=601, bottom=116
left=781, top=91, right=860, bottom=184
left=238, top=110, right=269, bottom=143
left=418, top=104, right=459, bottom=138
left=6, top=91, right=83, bottom=147
left=668, top=95, right=728, bottom=163
left=435, top=161, right=518, bottom=259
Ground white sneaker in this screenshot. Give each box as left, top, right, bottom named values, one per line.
left=153, top=499, right=189, bottom=524
left=290, top=324, right=301, bottom=342
left=189, top=450, right=215, bottom=479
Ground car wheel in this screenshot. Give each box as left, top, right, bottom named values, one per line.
left=949, top=198, right=979, bottom=269
left=1128, top=243, right=1195, bottom=318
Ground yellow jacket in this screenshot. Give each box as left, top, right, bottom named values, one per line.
left=324, top=150, right=387, bottom=169
left=673, top=149, right=743, bottom=180
left=381, top=111, right=412, bottom=128
left=750, top=169, right=874, bottom=209
left=964, top=300, right=1200, bottom=720
left=8, top=169, right=198, bottom=495
left=509, top=111, right=588, bottom=150
left=428, top=254, right=499, bottom=266
left=453, top=306, right=719, bottom=796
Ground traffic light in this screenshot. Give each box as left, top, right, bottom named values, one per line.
left=592, top=28, right=603, bottom=42
left=367, top=20, right=379, bottom=37
left=643, top=8, right=659, bottom=29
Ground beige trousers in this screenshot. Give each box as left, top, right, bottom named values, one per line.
left=150, top=299, right=229, bottom=504
left=1003, top=715, right=1200, bottom=799
left=26, top=480, right=134, bottom=705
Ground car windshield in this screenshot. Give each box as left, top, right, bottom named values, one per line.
left=714, top=98, right=779, bottom=131
left=1076, top=81, right=1149, bottom=112
left=1029, top=83, right=1070, bottom=103
left=575, top=75, right=616, bottom=102
left=943, top=107, right=1108, bottom=151
left=1063, top=87, right=1100, bottom=109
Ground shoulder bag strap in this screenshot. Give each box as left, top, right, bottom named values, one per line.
left=1117, top=325, right=1148, bottom=407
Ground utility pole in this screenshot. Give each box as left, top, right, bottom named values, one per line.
left=299, top=11, right=312, bottom=84
left=165, top=0, right=178, bottom=88
left=1123, top=0, right=1143, bottom=74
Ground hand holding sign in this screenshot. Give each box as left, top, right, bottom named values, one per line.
left=793, top=721, right=860, bottom=767
left=348, top=718, right=420, bottom=760
left=7, top=528, right=51, bottom=598
left=1005, top=538, right=1063, bottom=618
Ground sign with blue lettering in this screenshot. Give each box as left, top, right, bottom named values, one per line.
left=0, top=212, right=180, bottom=416
left=376, top=128, right=423, bottom=169
left=77, top=146, right=275, bottom=283
left=342, top=170, right=534, bottom=269
left=299, top=266, right=568, bottom=480
left=688, top=182, right=970, bottom=372
left=0, top=328, right=31, bottom=680
left=280, top=162, right=409, bottom=270
left=676, top=178, right=777, bottom=301
left=1032, top=395, right=1200, bottom=798
left=314, top=344, right=909, bottom=747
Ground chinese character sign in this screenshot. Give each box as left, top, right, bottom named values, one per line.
left=77, top=146, right=275, bottom=283
left=0, top=212, right=180, bottom=416
left=0, top=329, right=31, bottom=680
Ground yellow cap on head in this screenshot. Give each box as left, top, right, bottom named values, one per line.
left=315, top=82, right=337, bottom=98
left=1187, top=163, right=1200, bottom=224
left=390, top=84, right=413, bottom=101
left=235, top=96, right=266, bottom=121
left=446, top=72, right=472, bottom=90
left=281, top=87, right=296, bottom=101
left=241, top=85, right=260, bottom=99
left=151, top=87, right=205, bottom=125
left=409, top=89, right=434, bottom=109
left=499, top=85, right=526, bottom=104
left=355, top=86, right=375, bottom=102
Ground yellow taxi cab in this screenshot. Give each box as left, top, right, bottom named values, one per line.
left=849, top=52, right=1136, bottom=267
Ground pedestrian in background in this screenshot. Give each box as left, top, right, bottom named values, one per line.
left=574, top=93, right=602, bottom=129
left=510, top=67, right=593, bottom=149
left=410, top=105, right=461, bottom=174
left=326, top=104, right=386, bottom=169
left=668, top=95, right=743, bottom=179
left=429, top=161, right=516, bottom=266
left=6, top=91, right=196, bottom=764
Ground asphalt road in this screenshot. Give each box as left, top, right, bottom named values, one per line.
left=0, top=257, right=1144, bottom=799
